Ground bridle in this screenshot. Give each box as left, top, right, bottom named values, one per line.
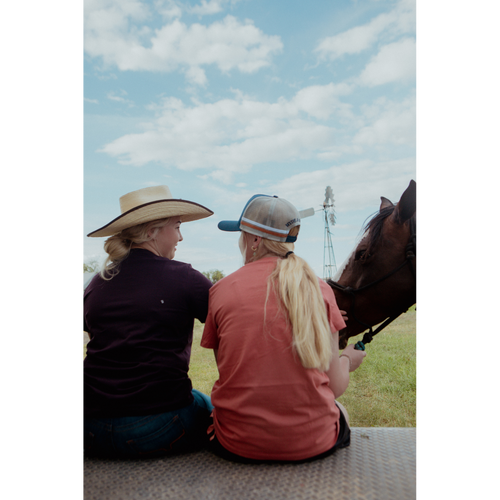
left=328, top=216, right=416, bottom=350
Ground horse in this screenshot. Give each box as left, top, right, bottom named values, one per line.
left=328, top=180, right=416, bottom=349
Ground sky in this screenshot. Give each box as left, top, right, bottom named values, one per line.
left=84, top=0, right=416, bottom=279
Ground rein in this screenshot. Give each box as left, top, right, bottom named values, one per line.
left=329, top=216, right=416, bottom=350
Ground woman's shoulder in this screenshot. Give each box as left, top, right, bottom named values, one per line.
left=318, top=276, right=336, bottom=299
left=168, top=260, right=213, bottom=291
left=210, top=258, right=276, bottom=295
left=169, top=259, right=207, bottom=277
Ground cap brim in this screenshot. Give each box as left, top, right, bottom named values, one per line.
left=218, top=220, right=241, bottom=232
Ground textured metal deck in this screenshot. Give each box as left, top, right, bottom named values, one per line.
left=84, top=427, right=415, bottom=500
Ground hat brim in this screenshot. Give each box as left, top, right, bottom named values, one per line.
left=217, top=220, right=241, bottom=232
left=88, top=199, right=213, bottom=237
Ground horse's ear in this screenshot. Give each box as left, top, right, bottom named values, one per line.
left=393, top=180, right=416, bottom=224
left=380, top=197, right=393, bottom=210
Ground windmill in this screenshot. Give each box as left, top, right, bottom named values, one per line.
left=298, top=186, right=338, bottom=280
left=322, top=186, right=337, bottom=280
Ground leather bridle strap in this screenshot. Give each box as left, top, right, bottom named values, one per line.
left=329, top=215, right=416, bottom=349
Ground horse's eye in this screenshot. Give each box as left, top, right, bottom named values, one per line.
left=355, top=249, right=372, bottom=261
left=355, top=249, right=366, bottom=261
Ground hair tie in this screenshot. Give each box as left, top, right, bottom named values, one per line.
left=284, top=251, right=294, bottom=259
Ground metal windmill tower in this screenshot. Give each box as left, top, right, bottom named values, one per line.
left=322, top=186, right=337, bottom=280
left=297, top=186, right=338, bottom=279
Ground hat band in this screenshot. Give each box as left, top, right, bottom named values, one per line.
left=241, top=217, right=289, bottom=239
left=88, top=198, right=213, bottom=237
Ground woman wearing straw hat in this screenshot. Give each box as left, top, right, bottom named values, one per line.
left=84, top=185, right=215, bottom=458
left=201, top=194, right=366, bottom=463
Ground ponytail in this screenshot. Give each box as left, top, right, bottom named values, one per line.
left=242, top=227, right=333, bottom=371
left=100, top=218, right=171, bottom=280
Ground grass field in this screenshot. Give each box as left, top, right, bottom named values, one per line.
left=190, top=305, right=416, bottom=427
left=336, top=306, right=416, bottom=427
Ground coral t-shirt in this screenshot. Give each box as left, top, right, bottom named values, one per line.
left=201, top=256, right=346, bottom=461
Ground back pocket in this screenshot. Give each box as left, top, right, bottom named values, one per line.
left=126, top=415, right=186, bottom=456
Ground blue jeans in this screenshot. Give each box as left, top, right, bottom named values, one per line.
left=84, top=390, right=213, bottom=458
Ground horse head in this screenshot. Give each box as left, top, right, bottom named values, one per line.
left=328, top=180, right=416, bottom=348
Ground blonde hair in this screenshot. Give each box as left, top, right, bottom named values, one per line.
left=240, top=228, right=333, bottom=371
left=100, top=218, right=172, bottom=280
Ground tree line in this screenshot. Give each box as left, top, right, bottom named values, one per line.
left=84, top=261, right=225, bottom=284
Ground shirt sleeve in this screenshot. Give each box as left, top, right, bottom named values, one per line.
left=319, top=279, right=346, bottom=333
left=187, top=266, right=213, bottom=323
left=200, top=287, right=219, bottom=350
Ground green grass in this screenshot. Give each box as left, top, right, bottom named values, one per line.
left=189, top=324, right=219, bottom=396
left=336, top=306, right=416, bottom=427
left=190, top=306, right=416, bottom=427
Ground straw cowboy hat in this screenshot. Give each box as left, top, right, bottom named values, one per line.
left=87, top=185, right=213, bottom=238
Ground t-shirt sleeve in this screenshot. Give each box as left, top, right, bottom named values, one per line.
left=187, top=267, right=213, bottom=323
left=200, top=287, right=219, bottom=350
left=319, top=279, right=346, bottom=333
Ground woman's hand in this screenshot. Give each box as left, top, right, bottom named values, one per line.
left=340, top=310, right=348, bottom=321
left=340, top=344, right=366, bottom=372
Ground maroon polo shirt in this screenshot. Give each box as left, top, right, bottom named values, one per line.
left=84, top=249, right=212, bottom=418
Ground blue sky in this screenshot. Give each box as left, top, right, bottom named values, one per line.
left=84, top=0, right=416, bottom=278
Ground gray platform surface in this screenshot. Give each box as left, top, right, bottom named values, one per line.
left=84, top=427, right=415, bottom=500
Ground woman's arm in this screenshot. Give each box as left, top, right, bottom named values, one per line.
left=326, top=330, right=366, bottom=398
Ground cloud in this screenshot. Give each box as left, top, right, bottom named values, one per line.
left=196, top=156, right=416, bottom=227
left=98, top=83, right=356, bottom=172
left=106, top=89, right=135, bottom=106
left=291, top=83, right=353, bottom=120
left=353, top=94, right=415, bottom=146
left=314, top=0, right=415, bottom=61
left=269, top=158, right=416, bottom=213
left=190, top=0, right=223, bottom=16
left=85, top=0, right=282, bottom=85
left=358, top=38, right=415, bottom=87
left=315, top=18, right=385, bottom=61
left=84, top=97, right=99, bottom=104
left=188, top=0, right=240, bottom=16
left=97, top=83, right=415, bottom=179
left=154, top=0, right=182, bottom=19
left=184, top=65, right=208, bottom=86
